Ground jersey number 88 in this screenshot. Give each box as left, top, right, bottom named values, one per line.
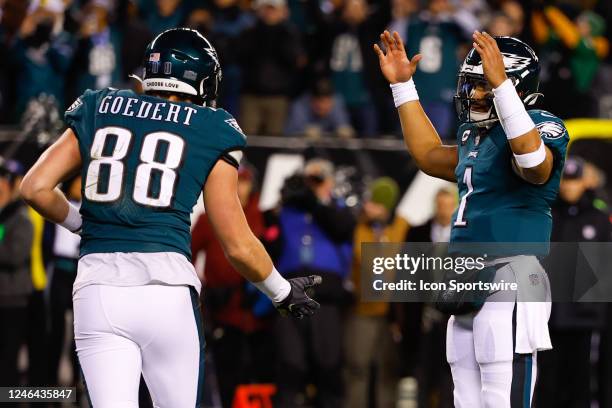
left=84, top=126, right=185, bottom=208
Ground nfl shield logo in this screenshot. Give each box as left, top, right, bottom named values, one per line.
left=528, top=274, right=540, bottom=286
left=149, top=53, right=161, bottom=62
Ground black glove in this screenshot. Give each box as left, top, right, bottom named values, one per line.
left=275, top=275, right=322, bottom=319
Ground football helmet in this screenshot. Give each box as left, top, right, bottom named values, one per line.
left=454, top=36, right=541, bottom=127
left=132, top=28, right=222, bottom=105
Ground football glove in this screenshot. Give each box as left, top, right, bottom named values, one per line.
left=275, top=275, right=322, bottom=319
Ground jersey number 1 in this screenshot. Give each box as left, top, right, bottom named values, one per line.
left=84, top=126, right=185, bottom=208
left=454, top=167, right=473, bottom=227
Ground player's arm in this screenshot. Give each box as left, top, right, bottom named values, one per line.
left=374, top=31, right=458, bottom=182
left=20, top=129, right=83, bottom=232
left=204, top=159, right=321, bottom=319
left=473, top=31, right=553, bottom=185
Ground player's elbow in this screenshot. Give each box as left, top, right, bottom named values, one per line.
left=19, top=173, right=42, bottom=204
left=519, top=166, right=552, bottom=185
left=221, top=236, right=250, bottom=263
left=223, top=240, right=253, bottom=266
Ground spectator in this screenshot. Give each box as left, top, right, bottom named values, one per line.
left=487, top=11, right=516, bottom=37
left=47, top=176, right=81, bottom=387
left=191, top=164, right=272, bottom=408
left=344, top=177, right=407, bottom=408
left=499, top=0, right=524, bottom=36
left=285, top=78, right=354, bottom=138
left=327, top=0, right=385, bottom=136
left=404, top=0, right=473, bottom=139
left=67, top=2, right=122, bottom=103
left=273, top=159, right=355, bottom=408
left=388, top=0, right=419, bottom=42
left=403, top=187, right=456, bottom=408
left=538, top=157, right=611, bottom=408
left=405, top=187, right=456, bottom=242
left=0, top=159, right=34, bottom=386
left=0, top=0, right=29, bottom=123
left=285, top=0, right=327, bottom=83
left=239, top=0, right=303, bottom=135
left=382, top=0, right=419, bottom=133
left=193, top=0, right=255, bottom=114
left=18, top=159, right=49, bottom=387
left=139, top=0, right=190, bottom=35
left=8, top=3, right=73, bottom=121
left=116, top=0, right=153, bottom=89
left=533, top=5, right=609, bottom=118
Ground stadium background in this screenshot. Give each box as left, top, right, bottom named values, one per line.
left=1, top=0, right=612, bottom=407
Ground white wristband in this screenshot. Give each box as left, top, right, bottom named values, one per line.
left=59, top=202, right=82, bottom=233
left=390, top=79, right=419, bottom=108
left=514, top=141, right=546, bottom=168
left=493, top=79, right=535, bottom=140
left=253, top=267, right=291, bottom=303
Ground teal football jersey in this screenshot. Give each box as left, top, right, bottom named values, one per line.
left=450, top=110, right=569, bottom=243
left=65, top=88, right=247, bottom=259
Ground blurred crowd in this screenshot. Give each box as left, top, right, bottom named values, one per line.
left=0, top=0, right=611, bottom=139
left=2, top=0, right=612, bottom=407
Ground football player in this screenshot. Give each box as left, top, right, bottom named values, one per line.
left=374, top=31, right=568, bottom=406
left=20, top=28, right=321, bottom=407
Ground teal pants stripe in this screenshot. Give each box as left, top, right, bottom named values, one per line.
left=190, top=287, right=205, bottom=407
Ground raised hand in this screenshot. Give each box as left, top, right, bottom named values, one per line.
left=373, top=31, right=422, bottom=84
left=472, top=31, right=508, bottom=89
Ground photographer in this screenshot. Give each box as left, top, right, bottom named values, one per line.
left=273, top=158, right=355, bottom=408
left=0, top=159, right=34, bottom=386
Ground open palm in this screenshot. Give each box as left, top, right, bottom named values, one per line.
left=374, top=31, right=422, bottom=84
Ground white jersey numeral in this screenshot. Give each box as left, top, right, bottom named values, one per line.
left=85, top=127, right=184, bottom=208
left=454, top=167, right=473, bottom=227
left=133, top=132, right=185, bottom=207
left=418, top=36, right=442, bottom=73
left=85, top=127, right=131, bottom=202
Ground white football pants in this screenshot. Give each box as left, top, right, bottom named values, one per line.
left=73, top=284, right=204, bottom=408
left=446, top=257, right=549, bottom=408
left=447, top=301, right=537, bottom=408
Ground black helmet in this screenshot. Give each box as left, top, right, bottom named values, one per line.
left=132, top=28, right=222, bottom=105
left=454, top=36, right=541, bottom=127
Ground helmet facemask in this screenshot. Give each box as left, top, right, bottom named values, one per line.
left=454, top=74, right=498, bottom=128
